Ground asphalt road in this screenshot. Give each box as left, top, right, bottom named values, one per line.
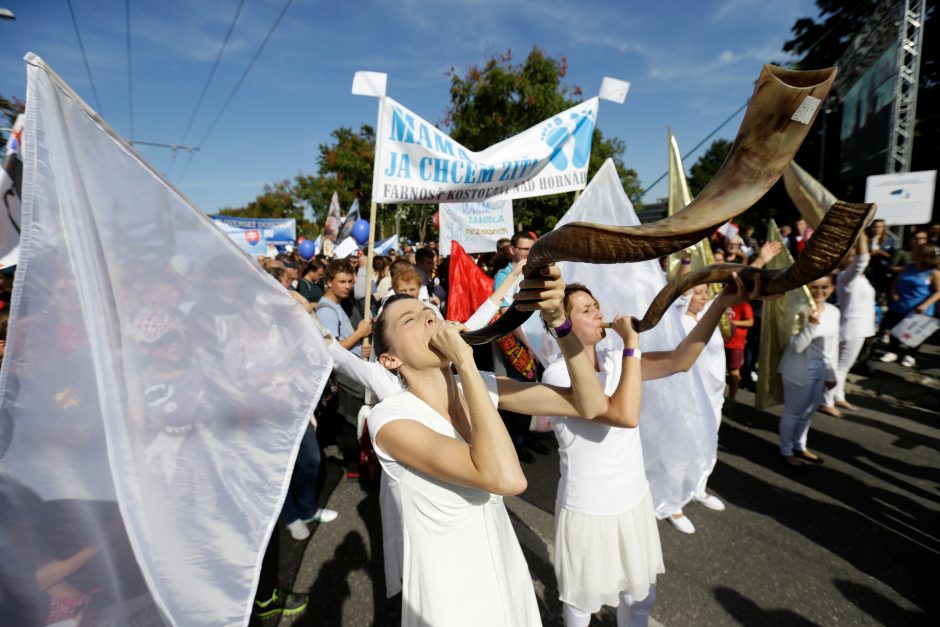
left=257, top=339, right=939, bottom=626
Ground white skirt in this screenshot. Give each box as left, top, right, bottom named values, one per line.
left=554, top=489, right=664, bottom=612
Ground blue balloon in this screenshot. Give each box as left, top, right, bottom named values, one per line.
left=298, top=238, right=316, bottom=260
left=352, top=219, right=371, bottom=245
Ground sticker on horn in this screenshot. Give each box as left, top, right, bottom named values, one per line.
left=791, top=96, right=822, bottom=125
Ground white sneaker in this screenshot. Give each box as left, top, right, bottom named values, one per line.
left=286, top=519, right=310, bottom=541
left=695, top=493, right=726, bottom=511
left=879, top=352, right=898, bottom=363
left=900, top=355, right=916, bottom=368
left=667, top=514, right=696, bottom=534
left=304, top=508, right=338, bottom=524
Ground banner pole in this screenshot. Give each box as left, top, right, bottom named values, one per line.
left=363, top=200, right=379, bottom=336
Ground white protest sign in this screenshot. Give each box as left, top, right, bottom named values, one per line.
left=438, top=199, right=513, bottom=256
left=865, top=170, right=936, bottom=226
left=890, top=312, right=940, bottom=348
left=373, top=96, right=601, bottom=204
left=333, top=236, right=359, bottom=258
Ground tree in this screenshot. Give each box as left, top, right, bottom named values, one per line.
left=445, top=47, right=642, bottom=232
left=783, top=1, right=938, bottom=220
left=688, top=139, right=732, bottom=197
left=782, top=1, right=880, bottom=68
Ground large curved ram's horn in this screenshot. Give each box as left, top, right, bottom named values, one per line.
left=463, top=64, right=837, bottom=345
left=634, top=201, right=876, bottom=332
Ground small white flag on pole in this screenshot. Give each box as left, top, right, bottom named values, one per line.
left=352, top=71, right=388, bottom=98
left=599, top=76, right=631, bottom=104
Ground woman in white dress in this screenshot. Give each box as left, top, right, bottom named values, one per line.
left=664, top=285, right=728, bottom=534
left=320, top=261, right=525, bottom=600
left=819, top=232, right=875, bottom=417
left=542, top=274, right=760, bottom=627
left=367, top=266, right=607, bottom=627
left=778, top=276, right=840, bottom=467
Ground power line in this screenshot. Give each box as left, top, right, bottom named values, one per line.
left=196, top=0, right=294, bottom=148
left=125, top=0, right=134, bottom=141
left=638, top=101, right=748, bottom=199
left=178, top=0, right=295, bottom=185
left=178, top=0, right=246, bottom=147
left=637, top=4, right=873, bottom=202
left=65, top=0, right=104, bottom=114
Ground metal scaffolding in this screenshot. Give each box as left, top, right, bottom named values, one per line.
left=887, top=0, right=927, bottom=174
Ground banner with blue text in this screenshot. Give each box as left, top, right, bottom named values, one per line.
left=439, top=200, right=513, bottom=256
left=209, top=215, right=296, bottom=245
left=373, top=97, right=599, bottom=204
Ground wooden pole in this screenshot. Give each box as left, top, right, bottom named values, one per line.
left=361, top=200, right=379, bottom=354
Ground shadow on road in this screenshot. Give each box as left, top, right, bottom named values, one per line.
left=833, top=578, right=932, bottom=627
left=712, top=420, right=938, bottom=619
left=713, top=586, right=822, bottom=626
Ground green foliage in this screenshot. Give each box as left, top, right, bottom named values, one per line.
left=688, top=139, right=732, bottom=197
left=782, top=1, right=880, bottom=68
left=226, top=47, right=644, bottom=242
left=445, top=47, right=641, bottom=233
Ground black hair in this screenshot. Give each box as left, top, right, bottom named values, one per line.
left=511, top=231, right=535, bottom=247
left=372, top=294, right=416, bottom=357
left=415, top=247, right=436, bottom=263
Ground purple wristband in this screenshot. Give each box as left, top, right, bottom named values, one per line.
left=549, top=317, right=573, bottom=339
left=623, top=347, right=642, bottom=359
left=681, top=258, right=692, bottom=266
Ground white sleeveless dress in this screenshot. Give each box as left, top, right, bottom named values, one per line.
left=368, top=372, right=541, bottom=627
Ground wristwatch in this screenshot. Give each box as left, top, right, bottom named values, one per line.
left=547, top=317, right=573, bottom=339
left=623, top=347, right=642, bottom=359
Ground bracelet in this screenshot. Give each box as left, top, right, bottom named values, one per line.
left=681, top=258, right=692, bottom=266
left=623, top=347, right=642, bottom=359
left=548, top=317, right=573, bottom=339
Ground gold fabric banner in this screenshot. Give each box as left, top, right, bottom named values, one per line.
left=782, top=161, right=834, bottom=230
left=664, top=129, right=730, bottom=338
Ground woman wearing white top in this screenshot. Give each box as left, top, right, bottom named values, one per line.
left=321, top=262, right=525, bottom=600
left=820, top=232, right=876, bottom=417
left=541, top=274, right=759, bottom=627
left=366, top=265, right=607, bottom=626
left=778, top=276, right=840, bottom=467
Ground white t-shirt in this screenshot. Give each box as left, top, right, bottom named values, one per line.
left=369, top=372, right=500, bottom=481
left=837, top=254, right=876, bottom=340
left=542, top=348, right=649, bottom=515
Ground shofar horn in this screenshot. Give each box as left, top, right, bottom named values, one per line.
left=634, top=200, right=877, bottom=332
left=462, top=64, right=837, bottom=345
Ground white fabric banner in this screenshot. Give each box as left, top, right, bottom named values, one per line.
left=524, top=159, right=719, bottom=518
left=0, top=54, right=333, bottom=626
left=438, top=199, right=513, bottom=256
left=373, top=96, right=600, bottom=203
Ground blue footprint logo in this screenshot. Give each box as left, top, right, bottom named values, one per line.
left=569, top=109, right=595, bottom=169
left=540, top=116, right=570, bottom=171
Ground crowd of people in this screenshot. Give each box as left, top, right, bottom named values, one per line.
left=244, top=217, right=939, bottom=625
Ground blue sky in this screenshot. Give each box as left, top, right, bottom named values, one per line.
left=0, top=0, right=819, bottom=215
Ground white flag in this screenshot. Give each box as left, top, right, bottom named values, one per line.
left=373, top=96, right=601, bottom=203
left=0, top=54, right=333, bottom=626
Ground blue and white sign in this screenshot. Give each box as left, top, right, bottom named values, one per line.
left=210, top=215, right=297, bottom=245
left=865, top=170, right=937, bottom=226
left=439, top=200, right=513, bottom=256
left=373, top=97, right=601, bottom=204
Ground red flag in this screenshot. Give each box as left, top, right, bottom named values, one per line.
left=447, top=240, right=494, bottom=322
